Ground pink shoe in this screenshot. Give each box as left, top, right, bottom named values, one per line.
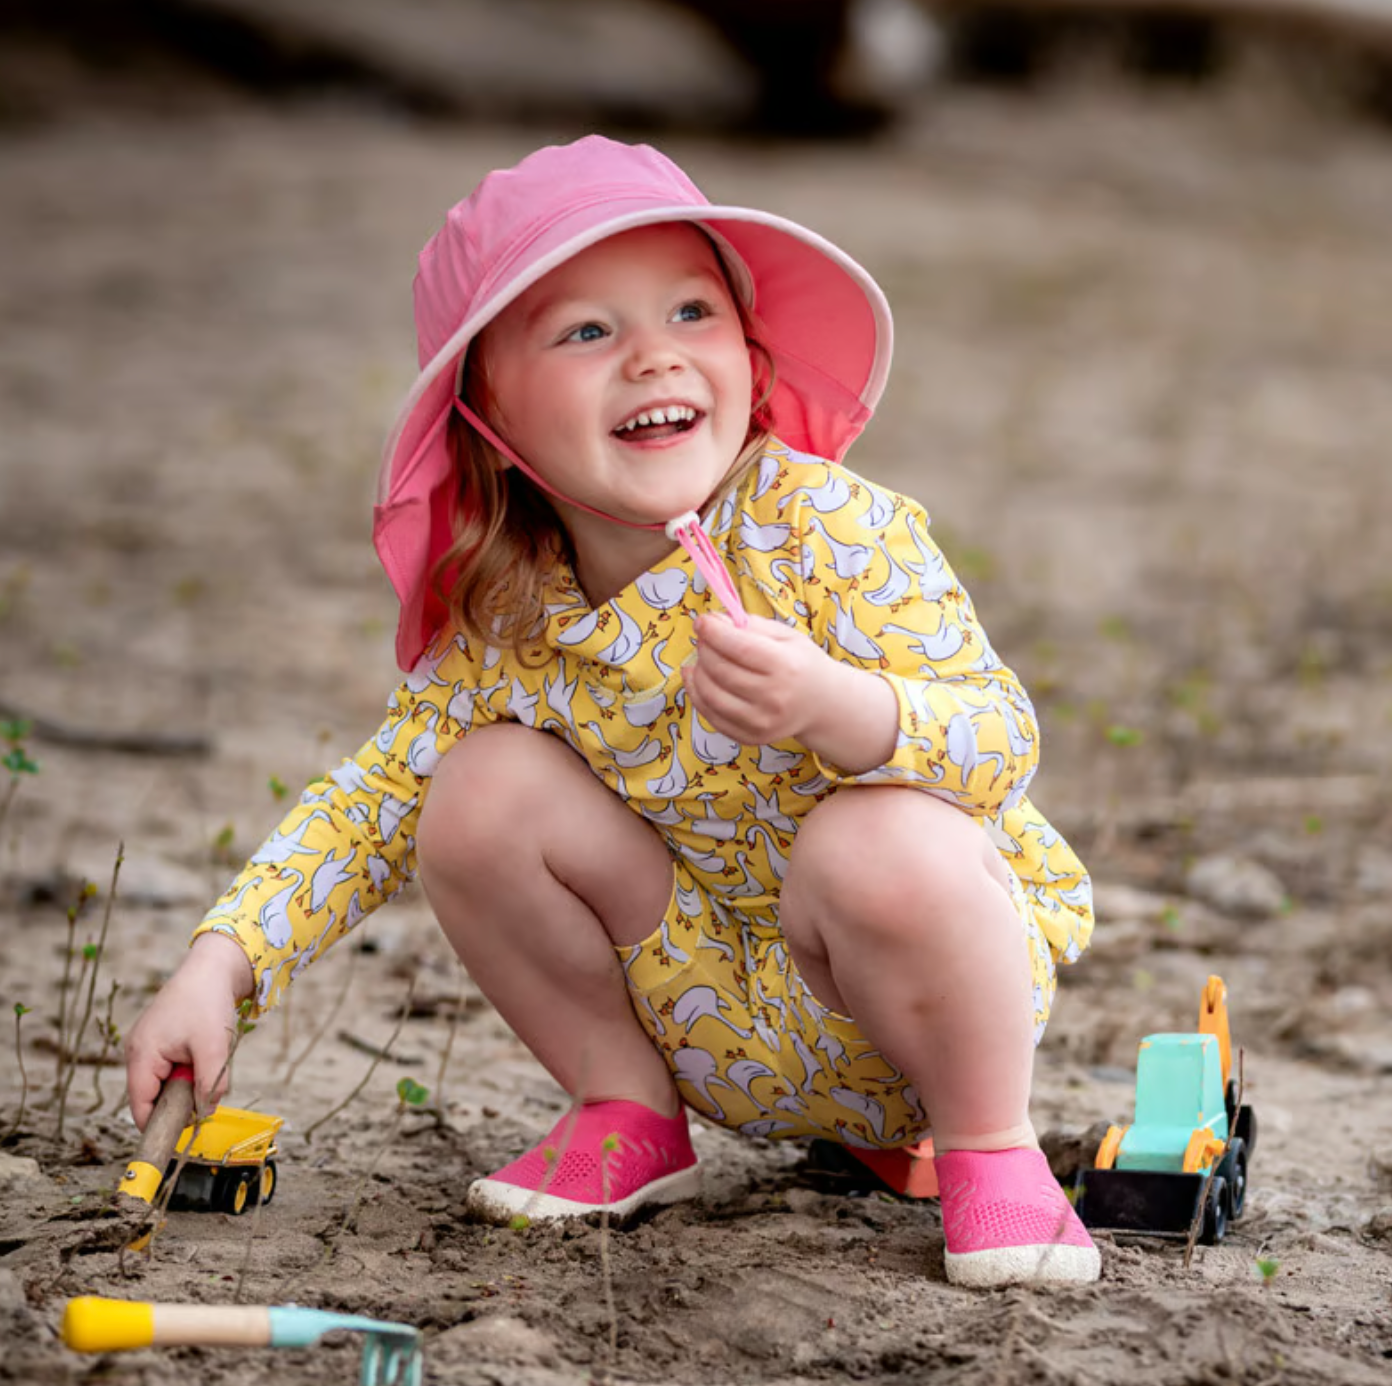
left=465, top=1100, right=701, bottom=1223
left=935, top=1147, right=1101, bottom=1287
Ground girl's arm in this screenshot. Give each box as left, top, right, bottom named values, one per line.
left=186, top=634, right=493, bottom=1017
left=125, top=635, right=492, bottom=1124
left=689, top=466, right=1039, bottom=818
left=794, top=477, right=1041, bottom=816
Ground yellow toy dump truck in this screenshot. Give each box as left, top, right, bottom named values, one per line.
left=116, top=1066, right=284, bottom=1224
left=161, top=1104, right=285, bottom=1215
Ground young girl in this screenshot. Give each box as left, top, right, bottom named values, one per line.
left=125, top=136, right=1099, bottom=1287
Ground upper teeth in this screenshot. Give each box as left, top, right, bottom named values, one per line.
left=618, top=406, right=697, bottom=432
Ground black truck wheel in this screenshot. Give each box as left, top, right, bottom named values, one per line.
left=1201, top=1174, right=1229, bottom=1245
left=1218, top=1139, right=1248, bottom=1220
left=215, top=1167, right=256, bottom=1215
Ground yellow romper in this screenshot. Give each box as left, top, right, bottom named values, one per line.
left=193, top=443, right=1093, bottom=1150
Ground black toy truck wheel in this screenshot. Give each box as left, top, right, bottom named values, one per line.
left=259, top=1161, right=277, bottom=1207
left=1218, top=1138, right=1248, bottom=1220
left=1201, top=1174, right=1229, bottom=1245
left=215, top=1168, right=256, bottom=1215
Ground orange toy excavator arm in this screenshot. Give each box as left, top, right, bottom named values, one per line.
left=1199, top=974, right=1232, bottom=1091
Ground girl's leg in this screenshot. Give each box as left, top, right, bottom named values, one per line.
left=417, top=723, right=678, bottom=1116
left=778, top=786, right=1036, bottom=1153
left=780, top=786, right=1097, bottom=1285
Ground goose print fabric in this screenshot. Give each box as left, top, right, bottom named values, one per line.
left=193, top=444, right=1092, bottom=1144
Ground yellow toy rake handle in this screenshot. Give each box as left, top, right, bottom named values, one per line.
left=62, top=1298, right=273, bottom=1352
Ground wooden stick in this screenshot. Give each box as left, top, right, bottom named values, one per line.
left=116, top=1069, right=195, bottom=1207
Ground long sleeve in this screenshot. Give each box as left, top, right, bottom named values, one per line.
left=189, top=633, right=497, bottom=1014
left=775, top=468, right=1039, bottom=816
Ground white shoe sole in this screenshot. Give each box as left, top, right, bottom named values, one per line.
left=465, top=1161, right=703, bottom=1225
left=945, top=1241, right=1101, bottom=1287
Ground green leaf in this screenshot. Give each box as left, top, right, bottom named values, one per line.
left=268, top=776, right=289, bottom=802
left=13, top=1002, right=30, bottom=1017
left=1255, top=1257, right=1280, bottom=1282
left=82, top=943, right=99, bottom=961
left=2, top=748, right=39, bottom=775
left=0, top=718, right=32, bottom=743
left=509, top=1214, right=531, bottom=1231
left=396, top=1076, right=429, bottom=1107
left=1105, top=725, right=1144, bottom=748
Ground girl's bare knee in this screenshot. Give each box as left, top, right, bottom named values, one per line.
left=417, top=723, right=563, bottom=887
left=786, top=788, right=1010, bottom=939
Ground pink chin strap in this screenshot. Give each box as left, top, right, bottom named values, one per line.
left=454, top=397, right=748, bottom=628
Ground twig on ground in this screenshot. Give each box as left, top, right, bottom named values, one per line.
left=338, top=1076, right=430, bottom=1239
left=280, top=945, right=358, bottom=1089
left=277, top=987, right=294, bottom=1067
left=56, top=844, right=124, bottom=1142
left=50, top=883, right=90, bottom=1111
left=3, top=1003, right=33, bottom=1140
left=87, top=980, right=121, bottom=1113
left=1184, top=1048, right=1244, bottom=1269
left=508, top=1049, right=595, bottom=1230
left=0, top=697, right=212, bottom=757
left=426, top=960, right=467, bottom=1129
left=233, top=1153, right=271, bottom=1304
left=598, top=1133, right=620, bottom=1379
left=335, top=1030, right=424, bottom=1064
left=303, top=972, right=417, bottom=1145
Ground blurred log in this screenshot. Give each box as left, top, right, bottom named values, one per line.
left=937, top=0, right=1392, bottom=53
left=935, top=0, right=1392, bottom=89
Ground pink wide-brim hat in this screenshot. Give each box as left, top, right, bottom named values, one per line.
left=375, top=135, right=894, bottom=670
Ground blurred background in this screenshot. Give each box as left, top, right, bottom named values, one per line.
left=1, top=0, right=1390, bottom=926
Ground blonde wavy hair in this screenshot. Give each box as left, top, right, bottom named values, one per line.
left=431, top=303, right=776, bottom=664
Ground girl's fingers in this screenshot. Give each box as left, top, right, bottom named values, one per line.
left=694, top=614, right=774, bottom=672
left=125, top=1051, right=173, bottom=1132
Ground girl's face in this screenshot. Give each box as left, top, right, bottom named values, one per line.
left=477, top=223, right=755, bottom=542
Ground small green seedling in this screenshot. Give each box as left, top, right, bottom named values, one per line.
left=0, top=718, right=39, bottom=835
left=211, top=824, right=237, bottom=865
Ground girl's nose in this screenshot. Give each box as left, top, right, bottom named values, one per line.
left=623, top=328, right=684, bottom=379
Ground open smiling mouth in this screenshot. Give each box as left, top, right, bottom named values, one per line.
left=613, top=405, right=702, bottom=443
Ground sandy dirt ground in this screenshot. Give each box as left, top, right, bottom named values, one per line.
left=2, top=72, right=1392, bottom=1386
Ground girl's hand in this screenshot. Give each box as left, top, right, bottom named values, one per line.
left=684, top=613, right=899, bottom=773
left=123, top=933, right=254, bottom=1130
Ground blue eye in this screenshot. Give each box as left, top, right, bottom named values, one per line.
left=674, top=301, right=709, bottom=323
left=564, top=322, right=606, bottom=344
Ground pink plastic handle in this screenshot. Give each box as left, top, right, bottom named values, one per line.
left=666, top=512, right=748, bottom=628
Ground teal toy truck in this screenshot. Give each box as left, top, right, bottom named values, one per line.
left=1077, top=975, right=1256, bottom=1243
